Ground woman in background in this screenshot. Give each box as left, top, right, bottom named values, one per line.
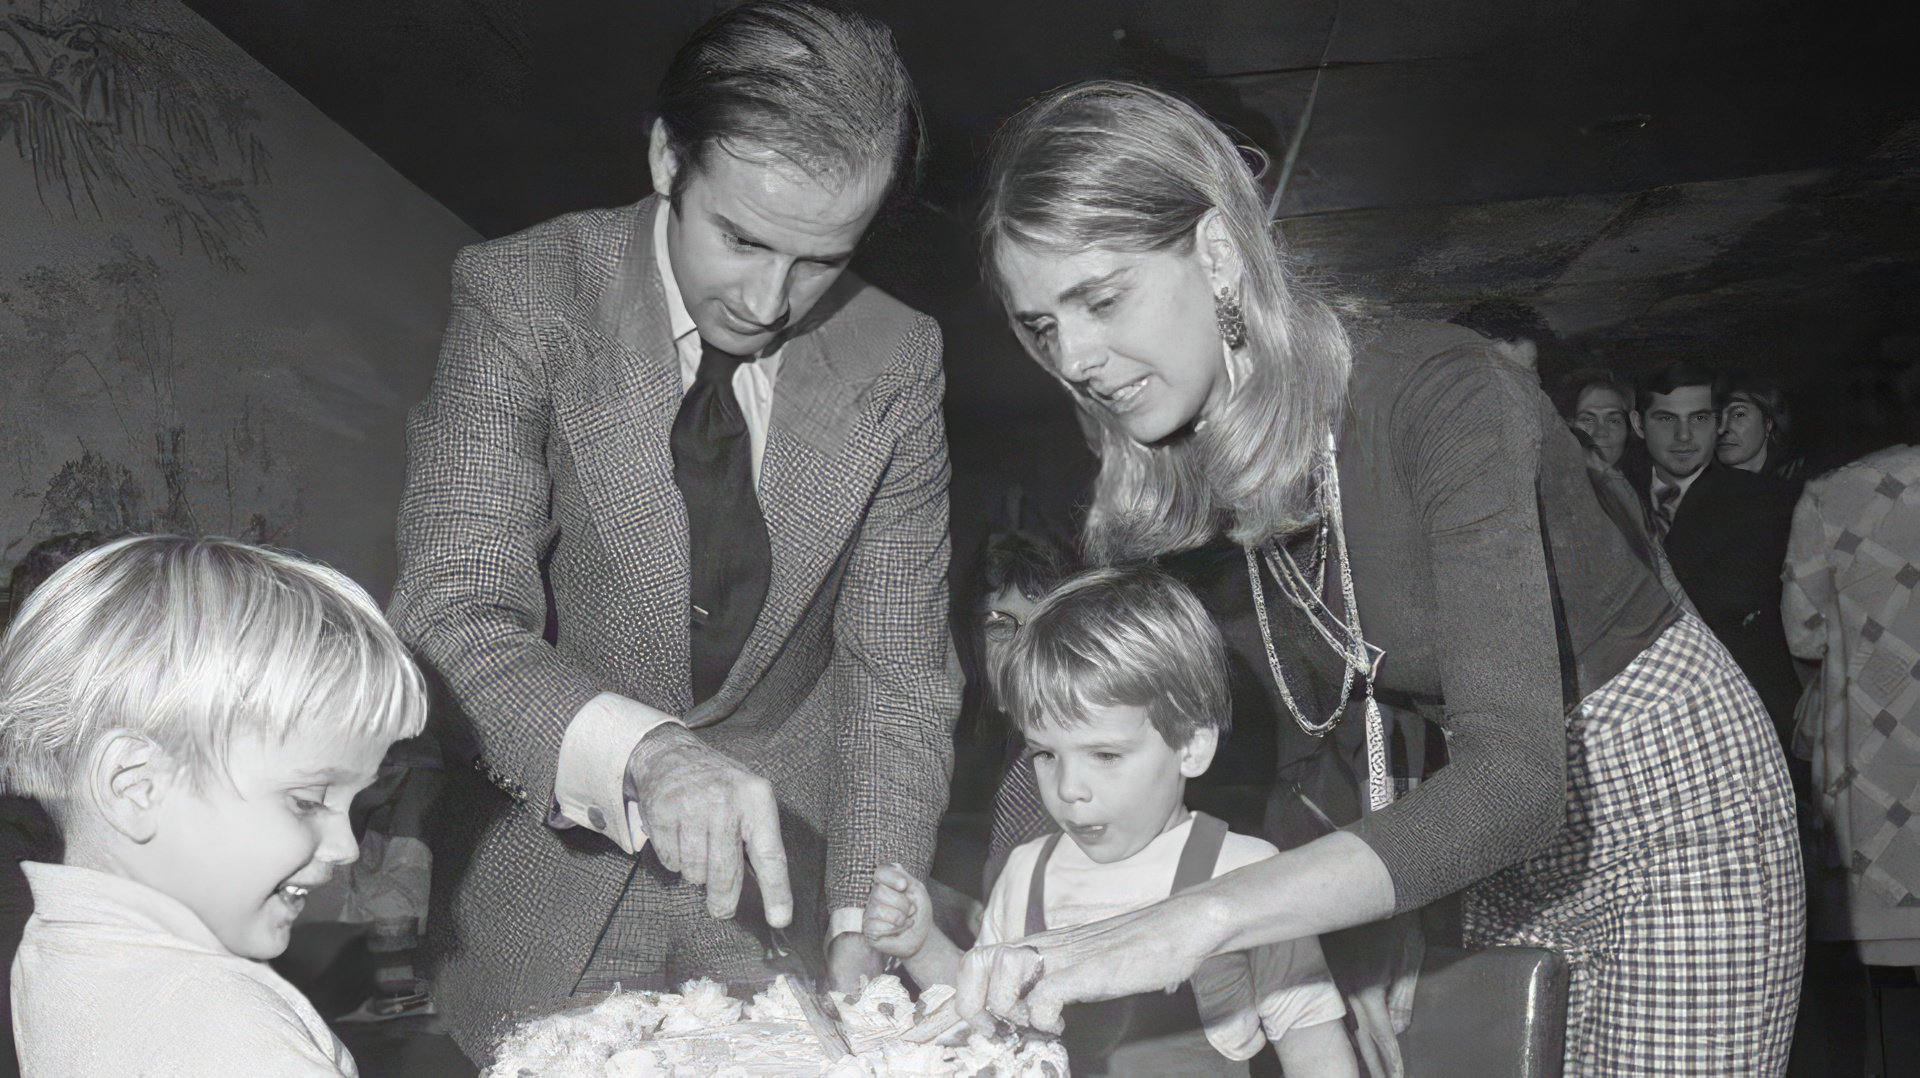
left=1716, top=371, right=1803, bottom=483
left=957, top=80, right=1803, bottom=1076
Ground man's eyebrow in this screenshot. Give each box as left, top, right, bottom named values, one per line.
left=712, top=212, right=856, bottom=264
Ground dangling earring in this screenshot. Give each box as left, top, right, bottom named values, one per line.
left=1215, top=284, right=1247, bottom=398
left=1197, top=286, right=1247, bottom=435
left=1214, top=285, right=1247, bottom=351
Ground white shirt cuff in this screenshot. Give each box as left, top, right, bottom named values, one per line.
left=552, top=691, right=682, bottom=854
left=829, top=907, right=867, bottom=946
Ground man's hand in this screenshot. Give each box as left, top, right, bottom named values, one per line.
left=828, top=931, right=888, bottom=993
left=626, top=723, right=791, bottom=925
left=862, top=862, right=933, bottom=962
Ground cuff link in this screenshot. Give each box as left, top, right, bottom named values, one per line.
left=472, top=756, right=529, bottom=803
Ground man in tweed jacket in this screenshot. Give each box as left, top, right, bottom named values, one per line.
left=387, top=3, right=956, bottom=1059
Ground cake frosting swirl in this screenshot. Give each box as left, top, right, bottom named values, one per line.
left=486, top=976, right=1066, bottom=1078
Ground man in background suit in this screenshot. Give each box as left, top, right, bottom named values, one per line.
left=1629, top=361, right=1800, bottom=747
left=389, top=2, right=958, bottom=1061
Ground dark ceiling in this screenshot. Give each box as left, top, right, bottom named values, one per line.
left=183, top=0, right=1914, bottom=233
left=182, top=0, right=1920, bottom=488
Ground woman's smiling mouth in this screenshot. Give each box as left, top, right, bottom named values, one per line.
left=1091, top=377, right=1148, bottom=411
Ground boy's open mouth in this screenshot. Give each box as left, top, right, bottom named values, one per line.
left=273, top=879, right=319, bottom=911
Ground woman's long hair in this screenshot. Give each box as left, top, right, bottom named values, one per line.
left=979, top=80, right=1352, bottom=561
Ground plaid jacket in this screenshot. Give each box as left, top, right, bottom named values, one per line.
left=389, top=197, right=958, bottom=1045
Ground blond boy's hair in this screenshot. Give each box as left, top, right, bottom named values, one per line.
left=0, top=535, right=426, bottom=815
left=992, top=564, right=1230, bottom=749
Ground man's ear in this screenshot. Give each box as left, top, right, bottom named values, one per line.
left=1178, top=725, right=1219, bottom=779
left=1629, top=410, right=1646, bottom=440
left=647, top=118, right=681, bottom=201
left=88, top=732, right=173, bottom=844
left=1194, top=210, right=1244, bottom=294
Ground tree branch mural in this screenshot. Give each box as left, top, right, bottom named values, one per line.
left=0, top=5, right=270, bottom=270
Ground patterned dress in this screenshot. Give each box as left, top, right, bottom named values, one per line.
left=1782, top=444, right=1920, bottom=961
left=1463, top=615, right=1804, bottom=1075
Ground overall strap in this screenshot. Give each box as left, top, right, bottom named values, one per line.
left=1171, top=812, right=1230, bottom=895
left=1025, top=832, right=1065, bottom=936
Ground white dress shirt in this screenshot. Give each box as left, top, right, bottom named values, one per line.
left=12, top=862, right=357, bottom=1077
left=547, top=205, right=866, bottom=940
left=975, top=818, right=1347, bottom=1059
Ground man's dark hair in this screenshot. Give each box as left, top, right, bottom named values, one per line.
left=1449, top=297, right=1553, bottom=343
left=1551, top=367, right=1632, bottom=421
left=975, top=529, right=1069, bottom=610
left=956, top=527, right=1072, bottom=740
left=1634, top=360, right=1719, bottom=414
left=654, top=0, right=926, bottom=201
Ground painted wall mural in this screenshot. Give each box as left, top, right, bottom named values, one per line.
left=0, top=0, right=477, bottom=597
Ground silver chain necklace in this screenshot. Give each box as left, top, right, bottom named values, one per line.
left=1244, top=435, right=1394, bottom=811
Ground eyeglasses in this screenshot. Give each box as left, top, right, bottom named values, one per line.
left=982, top=608, right=1024, bottom=642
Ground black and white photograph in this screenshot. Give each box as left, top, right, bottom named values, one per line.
left=1, top=1, right=1916, bottom=1075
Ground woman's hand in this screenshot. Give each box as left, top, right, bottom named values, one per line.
left=955, top=832, right=1397, bottom=1034
left=954, top=893, right=1220, bottom=1034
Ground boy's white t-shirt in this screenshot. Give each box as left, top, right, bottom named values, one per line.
left=978, top=815, right=1346, bottom=1061
left=12, top=861, right=357, bottom=1078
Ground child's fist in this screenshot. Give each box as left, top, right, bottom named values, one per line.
left=862, top=862, right=932, bottom=960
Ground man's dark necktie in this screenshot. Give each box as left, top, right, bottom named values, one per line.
left=671, top=340, right=771, bottom=704
left=1654, top=483, right=1682, bottom=542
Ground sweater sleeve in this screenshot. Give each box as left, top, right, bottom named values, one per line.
left=1346, top=345, right=1568, bottom=911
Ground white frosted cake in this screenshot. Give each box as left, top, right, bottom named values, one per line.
left=485, top=976, right=1067, bottom=1078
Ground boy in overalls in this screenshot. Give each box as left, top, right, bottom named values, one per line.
left=865, top=566, right=1357, bottom=1077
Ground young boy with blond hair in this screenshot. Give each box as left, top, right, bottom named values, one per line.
left=0, top=535, right=428, bottom=1077
left=865, top=565, right=1357, bottom=1078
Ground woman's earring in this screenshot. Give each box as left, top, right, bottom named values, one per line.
left=1197, top=284, right=1247, bottom=432
left=1214, top=285, right=1247, bottom=351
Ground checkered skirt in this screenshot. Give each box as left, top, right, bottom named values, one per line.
left=1464, top=614, right=1804, bottom=1076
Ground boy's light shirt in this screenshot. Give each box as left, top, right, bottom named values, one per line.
left=976, top=816, right=1347, bottom=1061
left=12, top=861, right=355, bottom=1078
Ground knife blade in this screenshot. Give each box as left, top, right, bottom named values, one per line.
left=737, top=863, right=852, bottom=1059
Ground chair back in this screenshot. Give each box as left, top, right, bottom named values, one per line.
left=1398, top=945, right=1568, bottom=1078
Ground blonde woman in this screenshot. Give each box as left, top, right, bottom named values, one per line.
left=960, top=81, right=1803, bottom=1076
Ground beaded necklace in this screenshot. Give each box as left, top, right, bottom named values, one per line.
left=1244, top=435, right=1394, bottom=811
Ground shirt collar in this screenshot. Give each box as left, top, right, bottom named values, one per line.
left=1652, top=465, right=1706, bottom=499
left=22, top=861, right=232, bottom=957
left=652, top=198, right=698, bottom=348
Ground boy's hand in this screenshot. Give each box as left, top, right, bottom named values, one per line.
left=862, top=862, right=932, bottom=960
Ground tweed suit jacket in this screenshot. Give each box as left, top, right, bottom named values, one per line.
left=389, top=197, right=958, bottom=1048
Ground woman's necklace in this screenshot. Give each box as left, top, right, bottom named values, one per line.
left=1245, top=434, right=1394, bottom=811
